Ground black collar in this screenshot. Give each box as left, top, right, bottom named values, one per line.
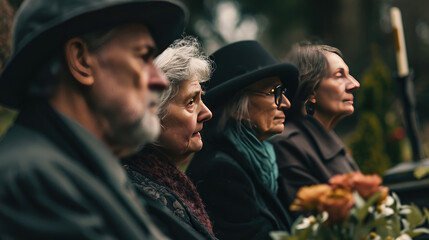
left=285, top=116, right=346, bottom=160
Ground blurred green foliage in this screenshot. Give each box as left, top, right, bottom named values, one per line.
left=0, top=105, right=17, bottom=138
left=349, top=112, right=391, bottom=175
left=0, top=0, right=18, bottom=138
left=348, top=46, right=404, bottom=175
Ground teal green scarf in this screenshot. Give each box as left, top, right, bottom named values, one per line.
left=223, top=120, right=278, bottom=194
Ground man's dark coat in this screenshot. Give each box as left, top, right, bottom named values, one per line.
left=0, top=102, right=203, bottom=239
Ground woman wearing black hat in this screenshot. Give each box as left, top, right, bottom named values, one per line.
left=270, top=43, right=360, bottom=220
left=186, top=41, right=299, bottom=240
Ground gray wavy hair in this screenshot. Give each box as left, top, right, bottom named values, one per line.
left=154, top=36, right=212, bottom=120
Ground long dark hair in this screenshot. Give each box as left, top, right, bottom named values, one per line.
left=285, top=42, right=343, bottom=119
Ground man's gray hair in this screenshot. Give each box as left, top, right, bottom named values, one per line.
left=154, top=36, right=212, bottom=120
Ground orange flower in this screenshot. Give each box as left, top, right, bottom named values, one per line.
left=378, top=186, right=389, bottom=202
left=352, top=172, right=382, bottom=199
left=329, top=172, right=356, bottom=190
left=319, top=188, right=354, bottom=224
left=290, top=184, right=332, bottom=212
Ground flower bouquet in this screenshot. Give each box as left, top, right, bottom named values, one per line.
left=270, top=172, right=429, bottom=240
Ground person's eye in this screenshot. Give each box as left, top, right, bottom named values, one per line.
left=141, top=52, right=155, bottom=63
left=270, top=85, right=281, bottom=95
left=140, top=46, right=156, bottom=63
left=141, top=53, right=152, bottom=62
left=269, top=87, right=278, bottom=95
left=335, top=73, right=344, bottom=78
left=187, top=98, right=195, bottom=106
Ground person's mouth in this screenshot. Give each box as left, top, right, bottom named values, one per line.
left=343, top=95, right=354, bottom=103
left=192, top=127, right=203, bottom=137
left=192, top=132, right=201, bottom=137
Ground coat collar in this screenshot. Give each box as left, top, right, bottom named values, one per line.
left=16, top=101, right=130, bottom=188
left=285, top=116, right=346, bottom=161
left=14, top=101, right=168, bottom=239
left=211, top=136, right=292, bottom=228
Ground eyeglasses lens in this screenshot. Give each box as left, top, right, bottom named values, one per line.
left=274, top=86, right=286, bottom=107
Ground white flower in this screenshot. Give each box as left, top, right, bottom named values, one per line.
left=385, top=196, right=394, bottom=206
left=372, top=234, right=381, bottom=240
left=296, top=216, right=316, bottom=230
left=378, top=204, right=394, bottom=217
left=395, top=234, right=412, bottom=240
left=321, top=211, right=328, bottom=222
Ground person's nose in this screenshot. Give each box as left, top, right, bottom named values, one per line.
left=278, top=94, right=291, bottom=110
left=148, top=64, right=169, bottom=91
left=198, top=101, right=212, bottom=123
left=346, top=75, right=360, bottom=92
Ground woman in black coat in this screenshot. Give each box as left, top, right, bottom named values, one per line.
left=186, top=41, right=299, bottom=240
left=270, top=43, right=360, bottom=219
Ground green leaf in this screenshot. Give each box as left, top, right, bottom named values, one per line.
left=405, top=204, right=425, bottom=228
left=354, top=191, right=365, bottom=209
left=406, top=228, right=429, bottom=238
left=289, top=215, right=318, bottom=240
left=355, top=191, right=382, bottom=221
left=269, top=231, right=291, bottom=240
left=391, top=192, right=402, bottom=207
left=414, top=166, right=429, bottom=179
left=423, top=208, right=429, bottom=222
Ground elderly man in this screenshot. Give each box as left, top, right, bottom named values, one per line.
left=0, top=0, right=204, bottom=239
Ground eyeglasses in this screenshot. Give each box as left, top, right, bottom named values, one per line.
left=246, top=85, right=287, bottom=108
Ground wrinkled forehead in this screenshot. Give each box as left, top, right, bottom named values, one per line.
left=324, top=52, right=349, bottom=73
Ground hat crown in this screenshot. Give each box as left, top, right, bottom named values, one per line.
left=208, top=40, right=278, bottom=90
left=1, top=0, right=187, bottom=109
left=12, top=0, right=109, bottom=51
left=202, top=40, right=299, bottom=110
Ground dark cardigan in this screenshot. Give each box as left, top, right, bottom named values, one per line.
left=123, top=147, right=216, bottom=240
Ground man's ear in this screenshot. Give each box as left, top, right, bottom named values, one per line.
left=64, top=38, right=95, bottom=86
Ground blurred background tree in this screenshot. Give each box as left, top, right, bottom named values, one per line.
left=0, top=0, right=18, bottom=139
left=1, top=0, right=428, bottom=174
left=347, top=46, right=404, bottom=175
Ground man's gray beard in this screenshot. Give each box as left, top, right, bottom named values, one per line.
left=139, top=111, right=161, bottom=145
left=104, top=111, right=161, bottom=155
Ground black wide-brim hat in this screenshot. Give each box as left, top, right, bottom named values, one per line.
left=204, top=40, right=299, bottom=110
left=0, top=0, right=188, bottom=109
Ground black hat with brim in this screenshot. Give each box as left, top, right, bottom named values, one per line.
left=0, top=0, right=188, bottom=109
left=203, top=41, right=299, bottom=110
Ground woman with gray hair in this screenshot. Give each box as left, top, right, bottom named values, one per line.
left=122, top=36, right=214, bottom=239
